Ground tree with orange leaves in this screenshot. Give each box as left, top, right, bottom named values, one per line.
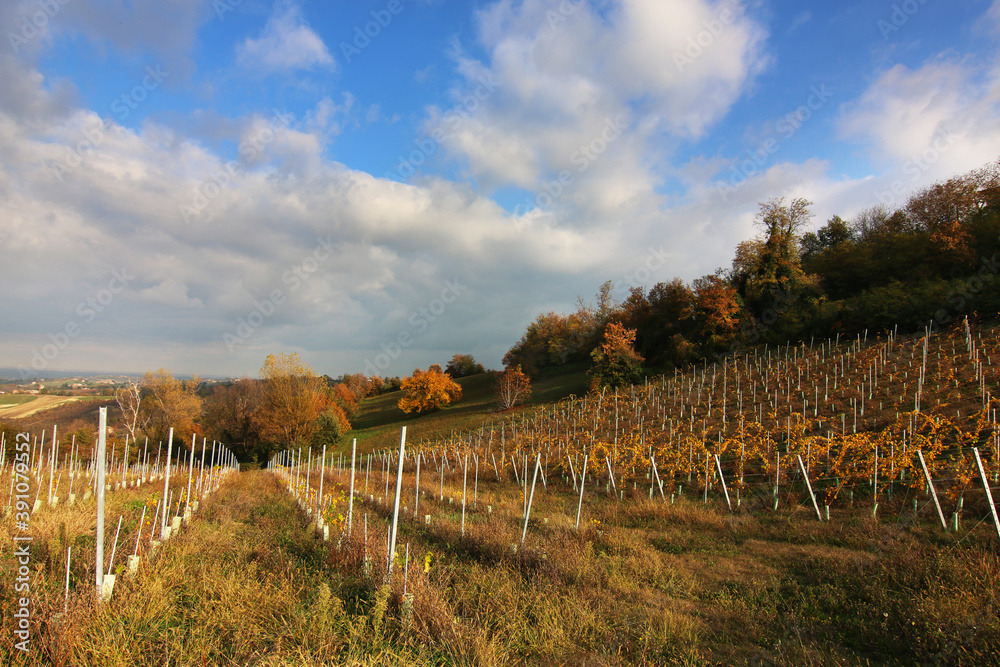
left=692, top=273, right=742, bottom=351
left=398, top=365, right=463, bottom=414
left=139, top=368, right=202, bottom=446
left=589, top=322, right=645, bottom=390
left=494, top=365, right=532, bottom=411
left=258, top=353, right=329, bottom=447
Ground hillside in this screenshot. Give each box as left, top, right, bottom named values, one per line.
left=0, top=395, right=93, bottom=420
left=367, top=316, right=1000, bottom=522
left=3, top=323, right=1000, bottom=665
left=346, top=367, right=589, bottom=454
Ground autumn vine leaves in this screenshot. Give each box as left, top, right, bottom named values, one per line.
left=414, top=319, right=1000, bottom=515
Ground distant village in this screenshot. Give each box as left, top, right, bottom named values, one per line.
left=1, top=377, right=124, bottom=396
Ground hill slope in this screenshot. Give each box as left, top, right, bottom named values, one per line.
left=346, top=367, right=589, bottom=454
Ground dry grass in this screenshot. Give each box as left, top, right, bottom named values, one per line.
left=319, top=468, right=1000, bottom=666
left=0, top=395, right=90, bottom=420
left=4, top=467, right=999, bottom=665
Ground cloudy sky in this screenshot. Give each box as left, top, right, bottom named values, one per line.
left=1, top=0, right=998, bottom=379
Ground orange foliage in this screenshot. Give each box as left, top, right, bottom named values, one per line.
left=692, top=274, right=742, bottom=337
left=258, top=353, right=327, bottom=447
left=398, top=366, right=462, bottom=415
left=598, top=321, right=642, bottom=359
left=330, top=382, right=360, bottom=418
left=495, top=365, right=532, bottom=411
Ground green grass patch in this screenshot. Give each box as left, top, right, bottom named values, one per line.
left=0, top=394, right=37, bottom=406
left=345, top=367, right=588, bottom=454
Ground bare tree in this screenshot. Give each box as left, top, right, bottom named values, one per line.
left=115, top=380, right=144, bottom=444
left=495, top=366, right=532, bottom=411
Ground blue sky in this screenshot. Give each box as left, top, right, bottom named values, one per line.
left=1, top=0, right=998, bottom=379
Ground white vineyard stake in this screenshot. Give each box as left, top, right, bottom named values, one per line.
left=521, top=453, right=541, bottom=546
left=95, top=409, right=108, bottom=596
left=160, top=428, right=174, bottom=539
left=917, top=450, right=947, bottom=531
left=387, top=428, right=407, bottom=577
left=797, top=455, right=823, bottom=521
left=973, top=448, right=1000, bottom=547
left=575, top=455, right=589, bottom=530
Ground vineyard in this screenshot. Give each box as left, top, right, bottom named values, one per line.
left=3, top=319, right=1000, bottom=665
left=390, top=317, right=1000, bottom=529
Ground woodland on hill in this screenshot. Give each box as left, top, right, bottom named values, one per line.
left=504, top=158, right=1000, bottom=375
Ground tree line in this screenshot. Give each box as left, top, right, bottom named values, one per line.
left=108, top=354, right=354, bottom=464
left=97, top=352, right=500, bottom=464
left=505, top=157, right=1000, bottom=380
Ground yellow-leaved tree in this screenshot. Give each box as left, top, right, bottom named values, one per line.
left=588, top=323, right=645, bottom=391
left=139, top=368, right=202, bottom=445
left=494, top=365, right=531, bottom=411
left=398, top=364, right=462, bottom=415
left=258, top=353, right=329, bottom=448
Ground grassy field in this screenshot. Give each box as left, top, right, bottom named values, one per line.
left=4, top=465, right=997, bottom=665
left=0, top=394, right=38, bottom=406
left=1, top=396, right=115, bottom=437
left=6, top=326, right=1000, bottom=665
left=0, top=395, right=94, bottom=420
left=346, top=367, right=589, bottom=455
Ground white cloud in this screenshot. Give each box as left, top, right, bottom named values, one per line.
left=10, top=0, right=207, bottom=80
left=421, top=0, right=769, bottom=230
left=0, top=59, right=644, bottom=376
left=139, top=279, right=205, bottom=309
left=837, top=56, right=1000, bottom=181
left=988, top=0, right=1000, bottom=32
left=3, top=0, right=997, bottom=379
left=0, top=38, right=78, bottom=128
left=236, top=1, right=334, bottom=74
